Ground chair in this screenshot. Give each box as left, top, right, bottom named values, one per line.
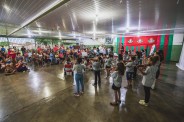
left=64, top=62, right=73, bottom=75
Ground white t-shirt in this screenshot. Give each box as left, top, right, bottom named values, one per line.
left=142, top=66, right=157, bottom=87
left=125, top=62, right=136, bottom=72
left=73, top=64, right=85, bottom=74
left=111, top=71, right=122, bottom=87
left=123, top=54, right=130, bottom=61
left=106, top=58, right=112, bottom=67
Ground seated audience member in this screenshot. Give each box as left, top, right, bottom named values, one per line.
left=16, top=53, right=23, bottom=62
left=64, top=58, right=73, bottom=75
left=59, top=52, right=64, bottom=63
left=16, top=60, right=29, bottom=72
left=5, top=64, right=16, bottom=75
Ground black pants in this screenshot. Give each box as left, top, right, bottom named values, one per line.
left=94, top=70, right=101, bottom=85
left=156, top=64, right=161, bottom=79
left=144, top=86, right=151, bottom=103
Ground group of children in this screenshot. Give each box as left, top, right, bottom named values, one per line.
left=70, top=50, right=161, bottom=107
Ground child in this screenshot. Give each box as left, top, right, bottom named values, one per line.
left=110, top=62, right=125, bottom=106
left=64, top=58, right=73, bottom=75
left=125, top=56, right=136, bottom=88
left=138, top=57, right=157, bottom=106
left=104, top=55, right=113, bottom=78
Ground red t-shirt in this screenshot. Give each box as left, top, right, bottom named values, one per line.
left=9, top=52, right=16, bottom=59
left=37, top=48, right=42, bottom=53
left=53, top=46, right=59, bottom=52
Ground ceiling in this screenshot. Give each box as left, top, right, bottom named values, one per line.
left=0, top=0, right=184, bottom=39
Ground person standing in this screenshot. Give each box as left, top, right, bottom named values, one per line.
left=92, top=58, right=101, bottom=87
left=1, top=46, right=6, bottom=53
left=21, top=46, right=26, bottom=56
left=104, top=55, right=113, bottom=78
left=110, top=62, right=125, bottom=106
left=138, top=57, right=157, bottom=106
left=73, top=58, right=85, bottom=97
left=125, top=56, right=136, bottom=88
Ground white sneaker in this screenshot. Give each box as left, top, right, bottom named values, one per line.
left=139, top=100, right=148, bottom=106
left=139, top=100, right=145, bottom=103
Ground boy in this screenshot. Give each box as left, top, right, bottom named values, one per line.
left=138, top=57, right=157, bottom=106
left=125, top=56, right=136, bottom=88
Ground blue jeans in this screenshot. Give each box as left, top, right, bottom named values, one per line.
left=75, top=74, right=84, bottom=93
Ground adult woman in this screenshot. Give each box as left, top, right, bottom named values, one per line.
left=73, top=58, right=85, bottom=97
left=92, top=57, right=101, bottom=87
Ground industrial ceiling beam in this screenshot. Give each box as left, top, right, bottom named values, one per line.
left=8, top=0, right=70, bottom=36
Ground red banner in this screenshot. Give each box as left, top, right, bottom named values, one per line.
left=124, top=36, right=158, bottom=46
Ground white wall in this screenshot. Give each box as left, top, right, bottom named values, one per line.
left=173, top=34, right=184, bottom=45
left=177, top=43, right=184, bottom=70
left=81, top=38, right=101, bottom=45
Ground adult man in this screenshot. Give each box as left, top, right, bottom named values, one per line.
left=1, top=46, right=6, bottom=53
left=92, top=58, right=101, bottom=86
left=21, top=46, right=26, bottom=56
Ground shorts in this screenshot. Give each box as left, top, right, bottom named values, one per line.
left=126, top=72, right=134, bottom=80
left=112, top=84, right=121, bottom=90
left=106, top=65, right=111, bottom=68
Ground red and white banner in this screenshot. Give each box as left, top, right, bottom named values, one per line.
left=124, top=36, right=158, bottom=46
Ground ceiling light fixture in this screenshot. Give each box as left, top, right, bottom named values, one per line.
left=26, top=28, right=32, bottom=38
left=3, top=4, right=11, bottom=12
left=126, top=28, right=129, bottom=33
left=36, top=22, right=41, bottom=28
left=73, top=31, right=76, bottom=38
left=38, top=28, right=42, bottom=35
left=59, top=31, right=62, bottom=39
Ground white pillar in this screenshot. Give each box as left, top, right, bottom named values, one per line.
left=177, top=43, right=184, bottom=70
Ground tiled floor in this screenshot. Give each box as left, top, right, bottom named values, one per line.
left=0, top=63, right=184, bottom=122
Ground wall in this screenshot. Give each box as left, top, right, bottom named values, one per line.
left=171, top=45, right=183, bottom=61
left=177, top=43, right=184, bottom=70
left=171, top=34, right=184, bottom=61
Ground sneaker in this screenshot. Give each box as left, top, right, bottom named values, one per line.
left=74, top=93, right=80, bottom=97
left=139, top=100, right=145, bottom=104
left=110, top=102, right=118, bottom=106
left=139, top=101, right=148, bottom=106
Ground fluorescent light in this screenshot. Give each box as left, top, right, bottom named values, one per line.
left=3, top=4, right=11, bottom=12
left=38, top=28, right=42, bottom=35
left=36, top=22, right=41, bottom=27
left=73, top=32, right=76, bottom=38
left=126, top=28, right=129, bottom=33
left=59, top=31, right=62, bottom=39
left=32, top=30, right=51, bottom=33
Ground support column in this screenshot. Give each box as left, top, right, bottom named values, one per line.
left=177, top=43, right=184, bottom=70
